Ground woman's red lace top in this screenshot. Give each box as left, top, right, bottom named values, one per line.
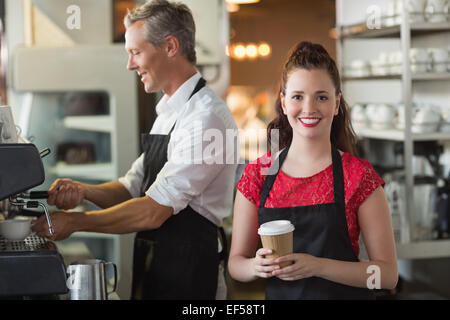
left=236, top=151, right=385, bottom=257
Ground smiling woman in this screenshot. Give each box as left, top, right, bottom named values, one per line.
left=228, top=41, right=398, bottom=300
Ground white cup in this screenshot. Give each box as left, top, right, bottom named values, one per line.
left=372, top=104, right=396, bottom=129
left=411, top=63, right=429, bottom=73
left=386, top=0, right=401, bottom=26
left=429, top=48, right=449, bottom=72
left=410, top=48, right=430, bottom=62
left=370, top=59, right=388, bottom=76
left=388, top=51, right=403, bottom=75
left=351, top=104, right=368, bottom=128
left=430, top=48, right=449, bottom=62
left=407, top=0, right=427, bottom=22
left=0, top=218, right=33, bottom=241
left=366, top=103, right=378, bottom=123
left=425, top=0, right=448, bottom=22
left=349, top=60, right=371, bottom=77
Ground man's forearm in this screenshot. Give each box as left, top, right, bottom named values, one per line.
left=70, top=196, right=173, bottom=235
left=81, top=181, right=132, bottom=209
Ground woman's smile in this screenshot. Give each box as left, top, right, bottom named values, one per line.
left=298, top=117, right=322, bottom=127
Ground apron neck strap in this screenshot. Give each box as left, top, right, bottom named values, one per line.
left=258, top=148, right=288, bottom=209
left=331, top=145, right=345, bottom=211
left=168, top=77, right=207, bottom=135
left=189, top=77, right=206, bottom=100
left=258, top=144, right=345, bottom=210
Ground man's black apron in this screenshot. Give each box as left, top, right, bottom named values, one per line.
left=258, top=145, right=375, bottom=300
left=130, top=78, right=227, bottom=300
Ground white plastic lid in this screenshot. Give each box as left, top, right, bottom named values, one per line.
left=258, top=220, right=295, bottom=236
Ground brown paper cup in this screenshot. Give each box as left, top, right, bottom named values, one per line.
left=260, top=231, right=293, bottom=268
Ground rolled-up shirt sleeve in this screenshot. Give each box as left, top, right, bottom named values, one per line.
left=146, top=109, right=230, bottom=214
left=118, top=153, right=145, bottom=198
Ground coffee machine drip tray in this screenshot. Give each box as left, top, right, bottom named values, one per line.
left=0, top=235, right=53, bottom=251
left=0, top=235, right=68, bottom=297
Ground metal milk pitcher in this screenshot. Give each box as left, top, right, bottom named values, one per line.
left=67, top=259, right=117, bottom=300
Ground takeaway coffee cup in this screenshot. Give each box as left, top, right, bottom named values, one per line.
left=258, top=220, right=295, bottom=268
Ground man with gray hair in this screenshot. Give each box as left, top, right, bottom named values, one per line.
left=32, top=0, right=237, bottom=300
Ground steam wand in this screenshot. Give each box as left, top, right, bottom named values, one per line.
left=8, top=197, right=54, bottom=236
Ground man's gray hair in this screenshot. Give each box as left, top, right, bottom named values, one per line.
left=124, top=0, right=197, bottom=64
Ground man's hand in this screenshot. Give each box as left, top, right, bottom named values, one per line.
left=32, top=211, right=77, bottom=241
left=47, top=178, right=85, bottom=210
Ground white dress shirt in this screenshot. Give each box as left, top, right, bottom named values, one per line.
left=119, top=72, right=238, bottom=227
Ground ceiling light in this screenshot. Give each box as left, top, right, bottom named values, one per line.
left=258, top=43, right=271, bottom=57
left=226, top=3, right=240, bottom=12
left=233, top=44, right=246, bottom=60
left=246, top=44, right=258, bottom=59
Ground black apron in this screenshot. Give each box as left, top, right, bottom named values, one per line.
left=131, top=78, right=227, bottom=300
left=258, top=145, right=375, bottom=300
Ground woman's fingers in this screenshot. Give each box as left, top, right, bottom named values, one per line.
left=254, top=248, right=281, bottom=278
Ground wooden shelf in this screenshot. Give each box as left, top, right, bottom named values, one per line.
left=49, top=162, right=116, bottom=181
left=355, top=128, right=450, bottom=141
left=343, top=73, right=450, bottom=82
left=339, top=21, right=450, bottom=39
left=343, top=74, right=402, bottom=81
left=64, top=115, right=113, bottom=133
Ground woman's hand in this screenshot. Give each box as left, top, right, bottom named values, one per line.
left=252, top=248, right=280, bottom=279
left=271, top=253, right=322, bottom=281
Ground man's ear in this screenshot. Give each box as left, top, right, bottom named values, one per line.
left=280, top=93, right=287, bottom=115
left=165, top=35, right=179, bottom=58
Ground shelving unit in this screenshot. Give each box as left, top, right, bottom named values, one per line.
left=337, top=0, right=450, bottom=259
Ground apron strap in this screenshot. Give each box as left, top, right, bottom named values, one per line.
left=189, top=77, right=206, bottom=100
left=331, top=145, right=345, bottom=212
left=258, top=148, right=289, bottom=209
left=258, top=145, right=345, bottom=210
left=167, top=77, right=207, bottom=135
left=218, top=227, right=228, bottom=263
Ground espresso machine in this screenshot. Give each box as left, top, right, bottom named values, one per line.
left=0, top=143, right=68, bottom=299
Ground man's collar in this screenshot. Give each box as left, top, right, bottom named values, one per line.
left=166, top=72, right=202, bottom=114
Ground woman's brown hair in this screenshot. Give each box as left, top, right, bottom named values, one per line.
left=267, top=41, right=358, bottom=156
